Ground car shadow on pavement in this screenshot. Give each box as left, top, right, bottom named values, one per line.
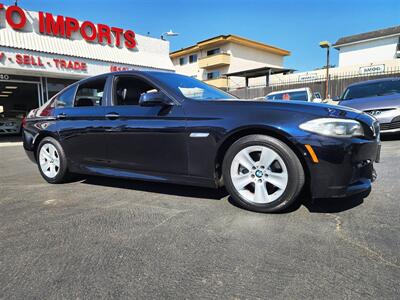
left=80, top=175, right=366, bottom=212
left=303, top=195, right=365, bottom=213
left=81, top=175, right=228, bottom=200
left=227, top=187, right=366, bottom=214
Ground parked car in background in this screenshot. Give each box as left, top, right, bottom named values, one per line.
left=337, top=78, right=400, bottom=134
left=23, top=71, right=380, bottom=213
left=0, top=110, right=24, bottom=135
left=266, top=87, right=322, bottom=103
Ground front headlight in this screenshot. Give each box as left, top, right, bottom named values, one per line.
left=299, top=118, right=364, bottom=138
left=5, top=122, right=16, bottom=127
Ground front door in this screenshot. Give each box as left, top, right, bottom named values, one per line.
left=103, top=75, right=188, bottom=175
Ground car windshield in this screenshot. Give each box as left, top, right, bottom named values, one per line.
left=267, top=91, right=308, bottom=101
left=342, top=80, right=400, bottom=100
left=150, top=72, right=236, bottom=100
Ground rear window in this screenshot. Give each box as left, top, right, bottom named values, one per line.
left=267, top=91, right=308, bottom=101
left=54, top=85, right=77, bottom=108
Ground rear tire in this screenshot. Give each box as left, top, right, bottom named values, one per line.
left=37, top=137, right=70, bottom=184
left=222, top=134, right=304, bottom=213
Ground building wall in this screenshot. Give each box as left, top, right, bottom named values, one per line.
left=172, top=42, right=286, bottom=89
left=227, top=42, right=284, bottom=72
left=337, top=36, right=399, bottom=67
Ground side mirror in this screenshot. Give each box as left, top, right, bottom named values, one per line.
left=332, top=97, right=341, bottom=102
left=139, top=91, right=174, bottom=107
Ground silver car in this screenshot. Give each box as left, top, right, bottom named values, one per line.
left=0, top=111, right=24, bottom=135
left=337, top=78, right=400, bottom=134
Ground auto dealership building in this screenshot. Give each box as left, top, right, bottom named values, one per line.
left=0, top=3, right=174, bottom=114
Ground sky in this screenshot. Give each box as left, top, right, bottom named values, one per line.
left=6, top=0, right=400, bottom=72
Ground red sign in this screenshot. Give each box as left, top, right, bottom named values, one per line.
left=53, top=59, right=87, bottom=71
left=110, top=66, right=130, bottom=72
left=0, top=4, right=137, bottom=49
left=13, top=53, right=88, bottom=72
left=16, top=54, right=44, bottom=66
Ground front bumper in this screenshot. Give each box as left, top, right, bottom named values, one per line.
left=293, top=135, right=380, bottom=199
left=379, top=117, right=400, bottom=133
left=373, top=112, right=400, bottom=134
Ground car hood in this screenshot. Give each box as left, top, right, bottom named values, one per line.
left=338, top=93, right=400, bottom=111
left=233, top=99, right=362, bottom=117
left=210, top=99, right=373, bottom=125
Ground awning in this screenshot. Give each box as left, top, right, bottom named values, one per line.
left=225, top=66, right=294, bottom=78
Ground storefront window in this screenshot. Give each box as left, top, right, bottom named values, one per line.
left=46, top=78, right=77, bottom=100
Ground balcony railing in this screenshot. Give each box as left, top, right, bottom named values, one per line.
left=204, top=77, right=228, bottom=89
left=198, top=53, right=231, bottom=69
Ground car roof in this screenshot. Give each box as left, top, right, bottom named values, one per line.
left=267, top=87, right=309, bottom=96
left=76, top=70, right=176, bottom=85
left=347, top=77, right=400, bottom=88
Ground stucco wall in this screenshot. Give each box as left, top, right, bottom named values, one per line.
left=172, top=41, right=286, bottom=88
left=338, top=36, right=399, bottom=67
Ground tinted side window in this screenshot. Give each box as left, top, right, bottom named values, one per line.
left=113, top=76, right=158, bottom=106
left=288, top=91, right=308, bottom=101
left=55, top=85, right=77, bottom=108
left=74, top=77, right=107, bottom=107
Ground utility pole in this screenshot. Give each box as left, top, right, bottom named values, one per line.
left=319, top=41, right=331, bottom=99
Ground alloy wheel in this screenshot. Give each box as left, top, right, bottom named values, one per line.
left=230, top=145, right=288, bottom=204
left=39, top=143, right=60, bottom=179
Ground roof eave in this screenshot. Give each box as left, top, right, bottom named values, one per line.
left=170, top=34, right=290, bottom=58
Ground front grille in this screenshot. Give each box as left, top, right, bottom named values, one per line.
left=380, top=121, right=400, bottom=131
left=0, top=122, right=4, bottom=126
left=392, top=115, right=400, bottom=123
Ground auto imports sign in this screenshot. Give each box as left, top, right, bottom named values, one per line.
left=0, top=3, right=137, bottom=49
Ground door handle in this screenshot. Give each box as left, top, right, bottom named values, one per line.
left=105, top=113, right=120, bottom=120
left=56, top=113, right=67, bottom=119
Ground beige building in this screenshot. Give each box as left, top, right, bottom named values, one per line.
left=170, top=35, right=290, bottom=90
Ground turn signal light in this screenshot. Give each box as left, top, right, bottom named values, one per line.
left=305, top=144, right=319, bottom=163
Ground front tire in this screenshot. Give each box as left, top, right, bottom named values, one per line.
left=37, top=137, right=70, bottom=183
left=223, top=135, right=304, bottom=213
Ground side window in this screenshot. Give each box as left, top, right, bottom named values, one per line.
left=54, top=85, right=77, bottom=108
left=74, top=77, right=107, bottom=107
left=113, top=76, right=159, bottom=106
left=189, top=54, right=197, bottom=63
left=179, top=57, right=187, bottom=66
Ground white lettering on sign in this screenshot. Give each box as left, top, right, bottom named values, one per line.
left=359, top=64, right=385, bottom=75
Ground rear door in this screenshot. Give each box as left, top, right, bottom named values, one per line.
left=54, top=76, right=109, bottom=168
left=103, top=74, right=188, bottom=175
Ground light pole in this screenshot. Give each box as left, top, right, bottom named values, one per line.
left=161, top=30, right=179, bottom=40
left=319, top=40, right=331, bottom=99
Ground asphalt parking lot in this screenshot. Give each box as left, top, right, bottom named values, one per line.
left=0, top=138, right=399, bottom=299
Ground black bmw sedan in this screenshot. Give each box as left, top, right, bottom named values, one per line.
left=22, top=71, right=380, bottom=212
